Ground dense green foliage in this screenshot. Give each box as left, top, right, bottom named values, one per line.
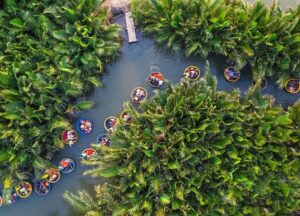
left=131, top=0, right=300, bottom=84
left=65, top=72, right=300, bottom=215
left=0, top=0, right=120, bottom=201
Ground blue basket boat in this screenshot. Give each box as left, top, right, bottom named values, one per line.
left=34, top=180, right=51, bottom=196
left=76, top=118, right=94, bottom=135
left=58, top=158, right=76, bottom=174
left=96, top=134, right=112, bottom=147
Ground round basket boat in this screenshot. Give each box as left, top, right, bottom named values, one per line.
left=285, top=78, right=300, bottom=94
left=61, top=129, right=78, bottom=146
left=58, top=158, right=76, bottom=174
left=224, top=66, right=240, bottom=82
left=0, top=195, right=3, bottom=207
left=251, top=78, right=267, bottom=89
left=131, top=87, right=147, bottom=103
left=34, top=180, right=51, bottom=196
left=96, top=134, right=112, bottom=147
left=104, top=116, right=118, bottom=132
left=184, top=66, right=200, bottom=81
left=80, top=148, right=97, bottom=161
left=147, top=72, right=164, bottom=87
left=76, top=118, right=94, bottom=135
left=42, top=168, right=61, bottom=183
left=15, top=181, right=32, bottom=199
left=120, top=110, right=132, bottom=124
left=8, top=191, right=18, bottom=205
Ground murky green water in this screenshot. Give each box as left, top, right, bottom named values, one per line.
left=1, top=1, right=299, bottom=215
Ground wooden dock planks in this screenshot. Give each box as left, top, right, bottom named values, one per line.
left=125, top=12, right=138, bottom=43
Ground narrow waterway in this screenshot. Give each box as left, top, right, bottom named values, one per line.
left=1, top=1, right=299, bottom=216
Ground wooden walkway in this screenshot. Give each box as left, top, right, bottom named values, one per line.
left=125, top=12, right=138, bottom=43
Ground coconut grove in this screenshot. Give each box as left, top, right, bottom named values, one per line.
left=0, top=0, right=121, bottom=205
left=0, top=0, right=299, bottom=215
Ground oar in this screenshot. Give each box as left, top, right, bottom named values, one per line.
left=39, top=182, right=48, bottom=193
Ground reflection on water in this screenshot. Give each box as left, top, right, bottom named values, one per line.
left=1, top=2, right=299, bottom=216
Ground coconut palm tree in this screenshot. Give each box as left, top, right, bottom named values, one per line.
left=0, top=0, right=121, bottom=201
left=65, top=68, right=300, bottom=215
left=131, top=0, right=300, bottom=81
left=64, top=190, right=100, bottom=216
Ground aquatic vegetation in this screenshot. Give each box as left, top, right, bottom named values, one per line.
left=131, top=0, right=300, bottom=82
left=65, top=71, right=300, bottom=215
left=0, top=0, right=120, bottom=203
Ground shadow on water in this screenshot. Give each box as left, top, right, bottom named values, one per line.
left=1, top=10, right=299, bottom=216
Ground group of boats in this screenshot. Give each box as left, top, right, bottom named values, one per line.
left=1, top=66, right=298, bottom=207
left=0, top=163, right=74, bottom=206
left=151, top=65, right=299, bottom=94
left=223, top=66, right=299, bottom=93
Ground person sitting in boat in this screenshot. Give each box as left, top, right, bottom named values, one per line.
left=46, top=169, right=59, bottom=182
left=188, top=68, right=198, bottom=79
left=39, top=181, right=50, bottom=194
left=42, top=172, right=50, bottom=181
left=99, top=136, right=110, bottom=146
left=226, top=67, right=239, bottom=81
left=150, top=72, right=163, bottom=87
left=122, top=112, right=132, bottom=122
left=18, top=183, right=30, bottom=196
left=289, top=85, right=297, bottom=91
left=61, top=160, right=69, bottom=168
left=66, top=130, right=76, bottom=144
left=60, top=159, right=74, bottom=170
left=287, top=80, right=299, bottom=92
left=80, top=120, right=92, bottom=133
left=134, top=88, right=145, bottom=101
left=80, top=149, right=96, bottom=160
left=107, top=118, right=117, bottom=129
left=150, top=76, right=159, bottom=86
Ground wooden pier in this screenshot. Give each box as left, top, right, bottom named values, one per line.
left=125, top=12, right=138, bottom=43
